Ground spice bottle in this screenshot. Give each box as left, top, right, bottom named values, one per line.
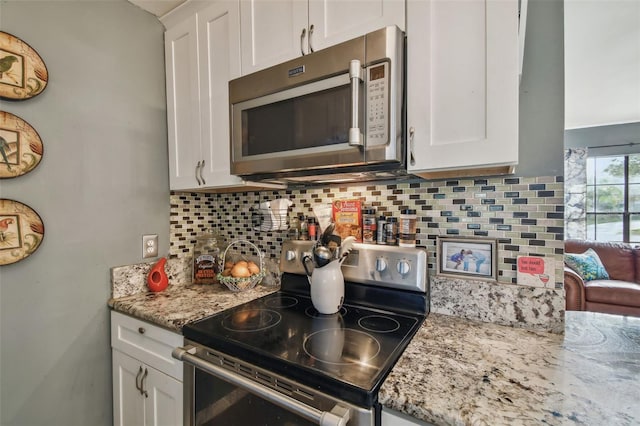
left=376, top=216, right=387, bottom=244
left=289, top=213, right=300, bottom=240
left=362, top=208, right=377, bottom=244
left=300, top=214, right=309, bottom=240
left=399, top=209, right=417, bottom=247
left=384, top=217, right=398, bottom=245
left=308, top=216, right=318, bottom=241
left=192, top=230, right=226, bottom=284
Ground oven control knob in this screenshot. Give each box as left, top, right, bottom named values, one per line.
left=375, top=257, right=387, bottom=272
left=397, top=260, right=411, bottom=275
left=285, top=250, right=297, bottom=261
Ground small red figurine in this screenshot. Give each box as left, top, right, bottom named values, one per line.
left=147, top=257, right=169, bottom=292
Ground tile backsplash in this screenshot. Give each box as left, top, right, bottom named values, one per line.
left=169, top=175, right=565, bottom=332
left=170, top=175, right=564, bottom=289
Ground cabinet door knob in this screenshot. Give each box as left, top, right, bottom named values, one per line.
left=300, top=28, right=307, bottom=56
left=138, top=327, right=145, bottom=334
left=308, top=24, right=315, bottom=53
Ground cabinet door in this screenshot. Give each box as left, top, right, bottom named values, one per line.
left=113, top=350, right=145, bottom=426
left=165, top=14, right=202, bottom=190
left=406, top=0, right=519, bottom=176
left=198, top=1, right=245, bottom=188
left=144, top=366, right=183, bottom=426
left=240, top=0, right=307, bottom=74
left=308, top=0, right=405, bottom=52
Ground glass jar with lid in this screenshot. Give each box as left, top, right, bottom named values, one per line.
left=192, top=230, right=227, bottom=285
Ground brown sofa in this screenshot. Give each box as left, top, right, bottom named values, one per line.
left=564, top=239, right=640, bottom=316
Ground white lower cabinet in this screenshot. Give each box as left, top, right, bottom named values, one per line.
left=111, top=311, right=183, bottom=426
left=381, top=407, right=433, bottom=426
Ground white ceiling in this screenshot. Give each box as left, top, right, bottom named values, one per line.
left=564, top=0, right=640, bottom=129
left=128, top=0, right=186, bottom=17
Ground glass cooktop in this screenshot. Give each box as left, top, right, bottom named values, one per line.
left=183, top=289, right=424, bottom=407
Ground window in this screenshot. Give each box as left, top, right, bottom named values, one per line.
left=586, top=154, right=640, bottom=243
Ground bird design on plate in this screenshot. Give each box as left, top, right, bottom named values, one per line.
left=0, top=31, right=48, bottom=100
left=0, top=199, right=45, bottom=265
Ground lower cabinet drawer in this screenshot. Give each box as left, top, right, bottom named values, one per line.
left=111, top=311, right=183, bottom=381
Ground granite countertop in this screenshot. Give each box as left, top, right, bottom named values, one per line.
left=380, top=311, right=640, bottom=425
left=108, top=283, right=279, bottom=331
left=109, top=281, right=639, bottom=425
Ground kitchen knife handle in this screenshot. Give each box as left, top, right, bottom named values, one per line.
left=348, top=59, right=363, bottom=146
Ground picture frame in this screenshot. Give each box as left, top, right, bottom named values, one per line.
left=436, top=237, right=497, bottom=281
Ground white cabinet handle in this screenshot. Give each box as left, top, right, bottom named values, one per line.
left=135, top=366, right=143, bottom=394
left=409, top=127, right=416, bottom=166
left=140, top=367, right=148, bottom=398
left=195, top=161, right=203, bottom=185
left=300, top=28, right=307, bottom=56
left=308, top=24, right=315, bottom=53
left=199, top=160, right=206, bottom=185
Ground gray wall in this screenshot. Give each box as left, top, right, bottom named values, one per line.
left=565, top=122, right=640, bottom=156
left=0, top=1, right=169, bottom=425
left=518, top=0, right=565, bottom=177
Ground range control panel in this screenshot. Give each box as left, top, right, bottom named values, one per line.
left=280, top=240, right=428, bottom=294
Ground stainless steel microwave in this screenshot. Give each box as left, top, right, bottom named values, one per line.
left=229, top=26, right=405, bottom=185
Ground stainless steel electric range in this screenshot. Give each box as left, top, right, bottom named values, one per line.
left=173, top=241, right=429, bottom=426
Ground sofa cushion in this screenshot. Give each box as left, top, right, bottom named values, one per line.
left=585, top=280, right=640, bottom=307
left=565, top=248, right=610, bottom=281
left=565, top=239, right=636, bottom=283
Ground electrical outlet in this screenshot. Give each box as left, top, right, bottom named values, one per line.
left=142, top=234, right=159, bottom=258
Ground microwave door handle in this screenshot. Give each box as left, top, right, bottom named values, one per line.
left=348, top=60, right=363, bottom=147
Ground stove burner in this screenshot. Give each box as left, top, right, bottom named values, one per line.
left=303, top=328, right=381, bottom=365
left=222, top=309, right=281, bottom=332
left=305, top=306, right=347, bottom=318
left=264, top=295, right=299, bottom=309
left=358, top=315, right=400, bottom=333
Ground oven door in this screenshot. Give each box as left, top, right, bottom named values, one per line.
left=174, top=343, right=374, bottom=426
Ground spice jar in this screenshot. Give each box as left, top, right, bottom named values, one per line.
left=362, top=208, right=377, bottom=244
left=192, top=230, right=227, bottom=284
left=376, top=216, right=387, bottom=244
left=399, top=209, right=417, bottom=247
left=384, top=217, right=398, bottom=245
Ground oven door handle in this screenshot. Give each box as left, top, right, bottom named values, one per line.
left=173, top=345, right=351, bottom=426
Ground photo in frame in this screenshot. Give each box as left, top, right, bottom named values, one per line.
left=436, top=237, right=497, bottom=281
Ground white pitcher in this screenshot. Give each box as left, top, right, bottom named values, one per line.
left=308, top=260, right=344, bottom=315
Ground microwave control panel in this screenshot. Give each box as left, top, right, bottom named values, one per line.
left=366, top=62, right=389, bottom=146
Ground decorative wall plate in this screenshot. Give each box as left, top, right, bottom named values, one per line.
left=0, top=199, right=45, bottom=265
left=0, top=111, right=44, bottom=178
left=0, top=31, right=48, bottom=100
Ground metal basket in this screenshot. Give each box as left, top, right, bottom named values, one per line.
left=217, top=240, right=265, bottom=292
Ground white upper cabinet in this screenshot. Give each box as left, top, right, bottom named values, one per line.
left=406, top=0, right=519, bottom=178
left=164, top=0, right=283, bottom=191
left=165, top=14, right=201, bottom=190
left=240, top=0, right=405, bottom=75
